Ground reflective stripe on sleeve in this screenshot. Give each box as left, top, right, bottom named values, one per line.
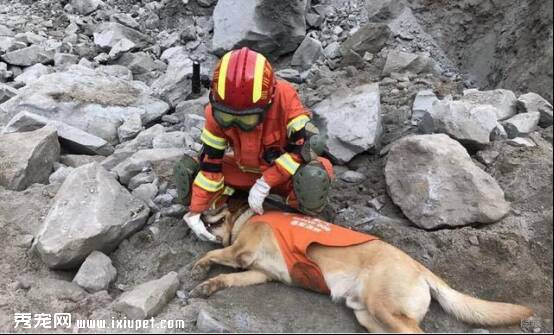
left=286, top=115, right=310, bottom=137
left=200, top=128, right=227, bottom=150
left=275, top=153, right=301, bottom=175
left=193, top=172, right=225, bottom=192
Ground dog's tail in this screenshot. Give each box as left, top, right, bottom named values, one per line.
left=421, top=265, right=533, bottom=327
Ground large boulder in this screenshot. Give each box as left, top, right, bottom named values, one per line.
left=3, top=111, right=114, bottom=156
left=517, top=92, right=553, bottom=127
left=291, top=36, right=324, bottom=70
left=114, top=272, right=179, bottom=319
left=212, top=0, right=307, bottom=57
left=385, top=134, right=510, bottom=229
left=1, top=42, right=58, bottom=67
left=151, top=47, right=194, bottom=107
left=112, top=148, right=188, bottom=185
left=0, top=127, right=60, bottom=191
left=382, top=50, right=435, bottom=76
left=312, top=83, right=382, bottom=163
left=339, top=23, right=391, bottom=64
left=71, top=0, right=103, bottom=15
left=461, top=89, right=517, bottom=121
left=502, top=112, right=541, bottom=138
left=424, top=100, right=500, bottom=146
left=0, top=66, right=169, bottom=144
left=93, top=22, right=151, bottom=49
left=35, top=163, right=150, bottom=269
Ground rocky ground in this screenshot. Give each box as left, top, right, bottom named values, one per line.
left=0, top=0, right=552, bottom=333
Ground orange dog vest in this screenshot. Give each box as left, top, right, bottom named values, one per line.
left=251, top=212, right=378, bottom=294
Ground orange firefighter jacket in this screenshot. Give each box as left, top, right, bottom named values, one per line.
left=191, top=80, right=311, bottom=213
left=253, top=211, right=379, bottom=294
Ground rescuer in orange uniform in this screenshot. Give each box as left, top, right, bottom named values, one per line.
left=175, top=47, right=334, bottom=242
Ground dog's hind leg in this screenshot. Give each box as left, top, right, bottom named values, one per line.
left=371, top=302, right=424, bottom=333
left=190, top=270, right=270, bottom=298
left=353, top=310, right=385, bottom=333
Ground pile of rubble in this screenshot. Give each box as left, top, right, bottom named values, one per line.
left=0, top=0, right=552, bottom=333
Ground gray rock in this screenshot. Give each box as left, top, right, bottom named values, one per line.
left=35, top=163, right=150, bottom=269
left=212, top=0, right=307, bottom=58
left=0, top=83, right=17, bottom=103
left=506, top=137, right=537, bottom=147
left=49, top=166, right=74, bottom=184
left=108, top=38, right=136, bottom=60
left=132, top=182, right=159, bottom=204
left=312, top=83, right=382, bottom=163
left=61, top=154, right=105, bottom=168
left=291, top=36, right=324, bottom=70
left=306, top=13, right=323, bottom=28
left=1, top=44, right=56, bottom=67
left=14, top=63, right=53, bottom=86
left=0, top=127, right=60, bottom=191
left=197, top=0, right=217, bottom=7
left=197, top=309, right=232, bottom=333
left=0, top=24, right=15, bottom=37
left=93, top=22, right=151, bottom=49
left=154, top=193, right=174, bottom=207
left=461, top=89, right=517, bottom=121
left=115, top=52, right=165, bottom=75
left=28, top=278, right=87, bottom=303
left=151, top=47, right=194, bottom=107
left=71, top=0, right=103, bottom=15
left=517, top=92, right=553, bottom=127
left=476, top=150, right=500, bottom=166
left=54, top=53, right=79, bottom=71
left=116, top=124, right=166, bottom=152
left=100, top=150, right=135, bottom=171
left=114, top=272, right=179, bottom=319
left=0, top=36, right=18, bottom=54
left=152, top=132, right=188, bottom=149
left=382, top=50, right=435, bottom=76
left=339, top=170, right=366, bottom=183
left=340, top=23, right=391, bottom=61
left=111, top=13, right=140, bottom=29
left=95, top=64, right=133, bottom=80
left=160, top=204, right=186, bottom=218
left=73, top=251, right=117, bottom=293
left=276, top=69, right=302, bottom=84
left=3, top=111, right=115, bottom=156
left=503, top=112, right=541, bottom=138
left=128, top=172, right=155, bottom=190
left=426, top=101, right=500, bottom=146
left=0, top=66, right=169, bottom=142
left=385, top=134, right=510, bottom=229
left=118, top=114, right=143, bottom=143
left=411, top=89, right=439, bottom=126
left=323, top=41, right=341, bottom=59
left=175, top=92, right=209, bottom=117
left=490, top=124, right=508, bottom=141
left=112, top=148, right=187, bottom=185
left=366, top=0, right=406, bottom=22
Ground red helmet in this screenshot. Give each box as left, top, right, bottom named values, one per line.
left=211, top=47, right=276, bottom=115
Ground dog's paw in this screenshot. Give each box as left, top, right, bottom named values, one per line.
left=190, top=261, right=210, bottom=281
left=189, top=279, right=226, bottom=298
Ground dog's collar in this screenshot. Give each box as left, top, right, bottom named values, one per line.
left=230, top=209, right=256, bottom=244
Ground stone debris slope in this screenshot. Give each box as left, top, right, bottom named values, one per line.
left=0, top=0, right=552, bottom=333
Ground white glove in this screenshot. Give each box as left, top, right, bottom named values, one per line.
left=183, top=212, right=218, bottom=243
left=248, top=177, right=271, bottom=215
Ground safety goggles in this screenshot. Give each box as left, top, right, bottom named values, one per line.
left=210, top=94, right=269, bottom=131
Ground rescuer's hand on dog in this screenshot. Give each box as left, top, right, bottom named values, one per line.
left=248, top=177, right=271, bottom=214
left=183, top=212, right=218, bottom=243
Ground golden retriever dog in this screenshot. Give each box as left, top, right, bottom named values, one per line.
left=188, top=201, right=533, bottom=333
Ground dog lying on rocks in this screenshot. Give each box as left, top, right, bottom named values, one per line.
left=188, top=201, right=533, bottom=333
